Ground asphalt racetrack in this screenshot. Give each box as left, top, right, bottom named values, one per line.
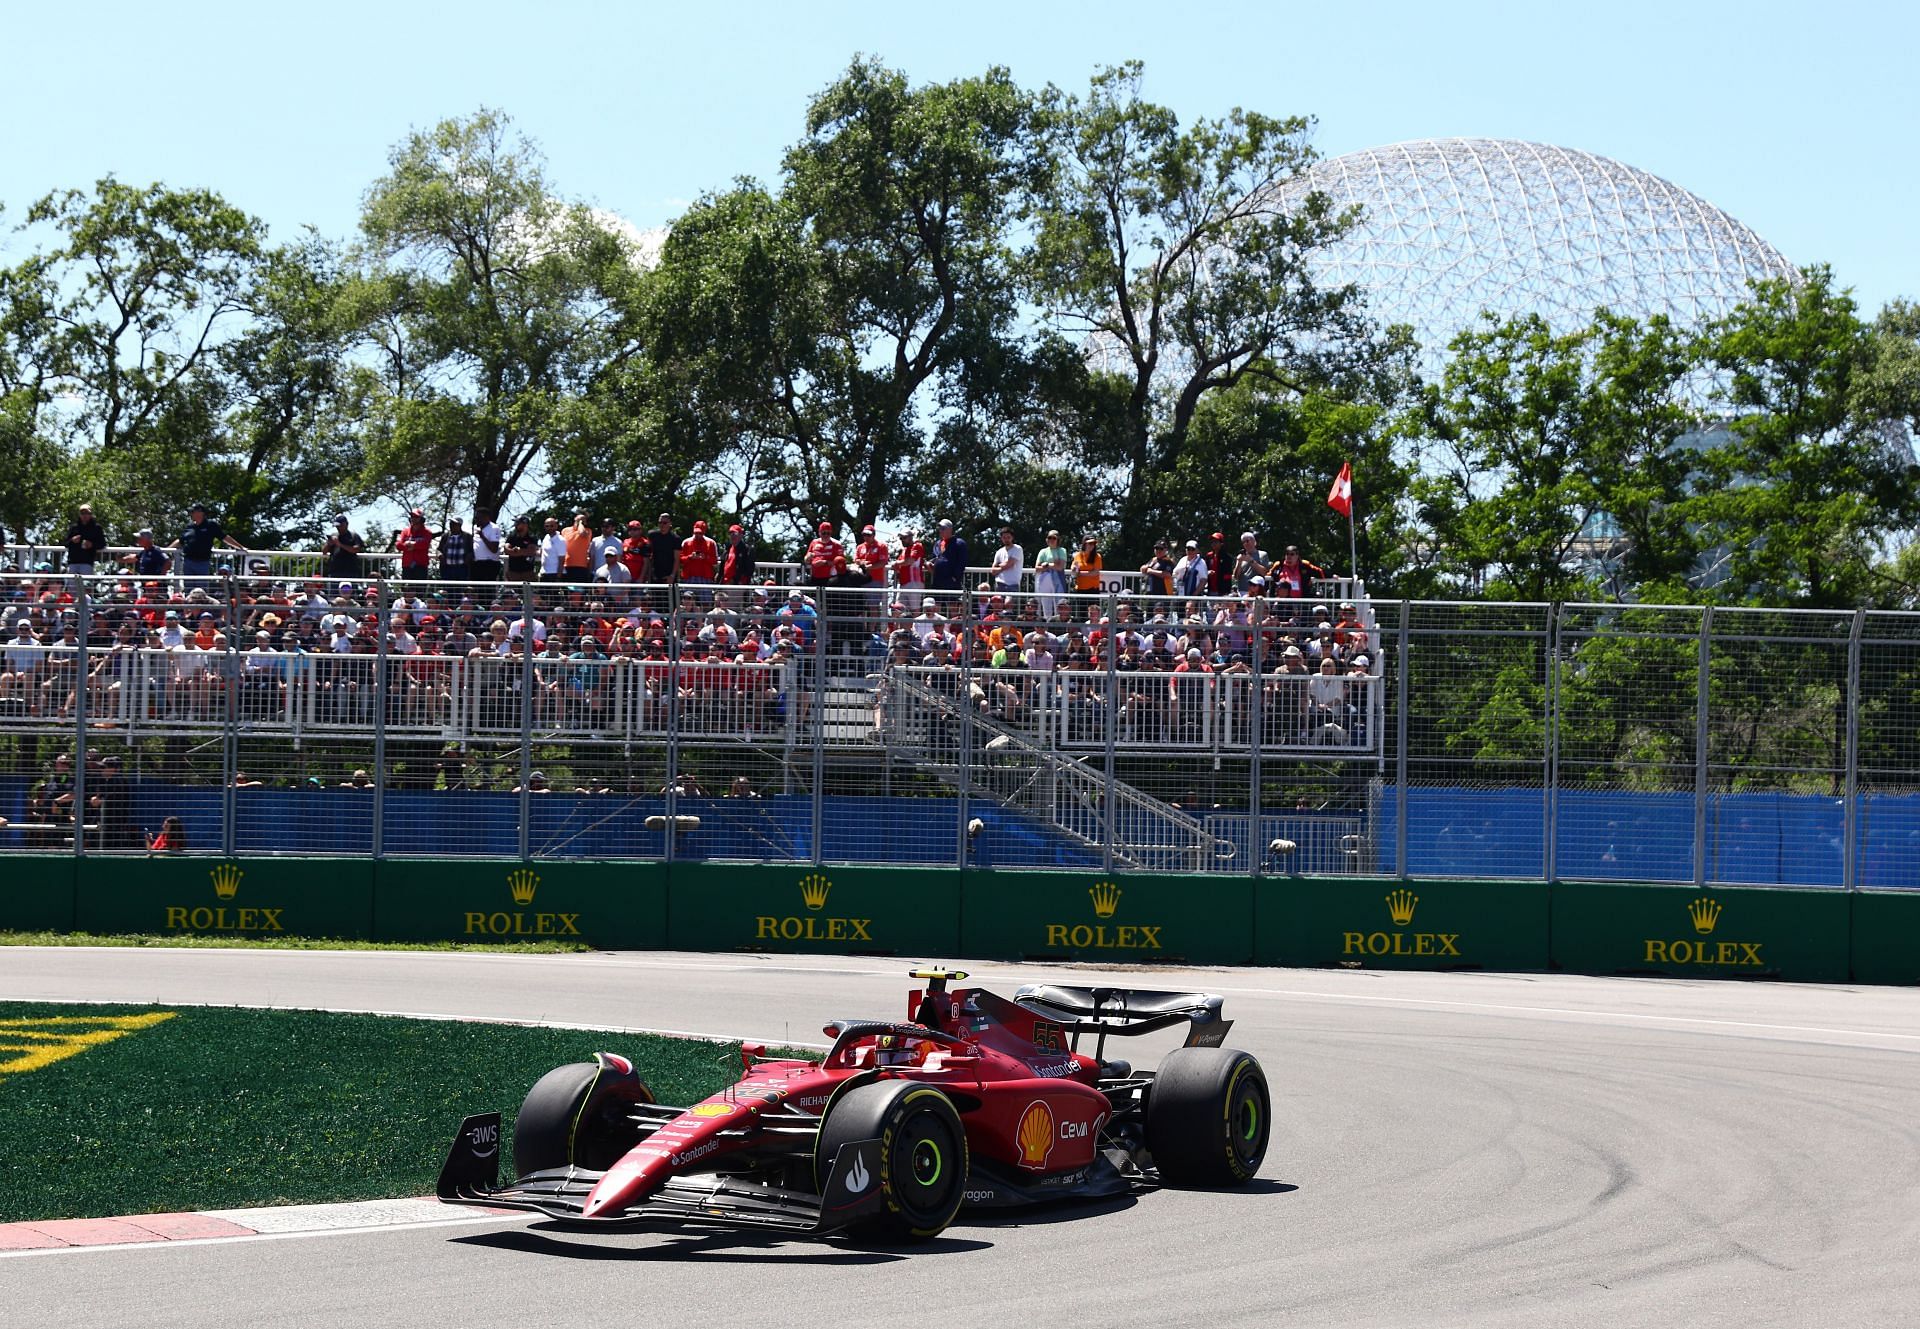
left=5, top=948, right=1918, bottom=1328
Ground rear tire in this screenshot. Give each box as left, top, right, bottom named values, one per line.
left=816, top=1080, right=967, bottom=1241
left=1145, top=1047, right=1269, bottom=1186
left=513, top=1058, right=654, bottom=1176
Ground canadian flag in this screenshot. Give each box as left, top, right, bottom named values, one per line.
left=1327, top=462, right=1353, bottom=518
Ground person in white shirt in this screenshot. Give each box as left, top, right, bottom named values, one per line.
left=471, top=510, right=504, bottom=580
left=539, top=517, right=567, bottom=580
left=156, top=613, right=186, bottom=650
left=911, top=597, right=945, bottom=648
left=990, top=526, right=1024, bottom=593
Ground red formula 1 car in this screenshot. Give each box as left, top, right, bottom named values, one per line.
left=437, top=969, right=1270, bottom=1241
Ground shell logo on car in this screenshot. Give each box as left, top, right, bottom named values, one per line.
left=1016, top=1100, right=1055, bottom=1169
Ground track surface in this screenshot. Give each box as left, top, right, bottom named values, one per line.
left=4, top=948, right=1918, bottom=1328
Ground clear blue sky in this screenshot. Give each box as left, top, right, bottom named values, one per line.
left=5, top=0, right=1914, bottom=313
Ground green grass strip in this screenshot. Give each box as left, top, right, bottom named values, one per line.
left=0, top=931, right=590, bottom=954
left=0, top=1002, right=771, bottom=1223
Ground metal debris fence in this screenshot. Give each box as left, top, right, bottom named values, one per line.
left=0, top=572, right=1913, bottom=889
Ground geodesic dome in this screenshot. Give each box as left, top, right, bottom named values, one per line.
left=1278, top=138, right=1798, bottom=357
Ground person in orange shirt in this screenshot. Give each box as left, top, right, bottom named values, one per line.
left=561, top=512, right=594, bottom=580
left=1071, top=536, right=1104, bottom=594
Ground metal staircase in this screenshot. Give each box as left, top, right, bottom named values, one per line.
left=874, top=670, right=1223, bottom=872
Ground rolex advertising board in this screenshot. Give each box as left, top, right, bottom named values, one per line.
left=76, top=857, right=374, bottom=939
left=372, top=860, right=665, bottom=949
left=0, top=855, right=76, bottom=931
left=1550, top=882, right=1850, bottom=982
left=1850, top=891, right=1920, bottom=985
left=1257, top=877, right=1548, bottom=972
left=667, top=864, right=960, bottom=956
left=959, top=871, right=1254, bottom=965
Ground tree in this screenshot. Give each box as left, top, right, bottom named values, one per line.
left=630, top=58, right=1051, bottom=542
left=1690, top=267, right=1920, bottom=608
left=351, top=108, right=638, bottom=519
left=1410, top=311, right=1694, bottom=602
left=1028, top=62, right=1377, bottom=544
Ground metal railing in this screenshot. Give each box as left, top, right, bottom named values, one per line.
left=4, top=574, right=1912, bottom=886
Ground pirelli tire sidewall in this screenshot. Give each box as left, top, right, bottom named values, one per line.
left=818, top=1079, right=968, bottom=1241
left=512, top=1059, right=654, bottom=1177
left=1145, top=1047, right=1271, bottom=1187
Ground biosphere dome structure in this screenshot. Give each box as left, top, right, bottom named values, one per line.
left=1278, top=138, right=1798, bottom=356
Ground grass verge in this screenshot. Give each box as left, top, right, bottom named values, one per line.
left=0, top=931, right=590, bottom=954
left=0, top=1001, right=768, bottom=1223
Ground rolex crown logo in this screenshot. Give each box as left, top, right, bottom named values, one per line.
left=209, top=864, right=243, bottom=901
left=1385, top=888, right=1418, bottom=927
left=1687, top=896, right=1722, bottom=936
left=507, top=869, right=539, bottom=906
left=799, top=874, right=831, bottom=912
left=1088, top=881, right=1121, bottom=919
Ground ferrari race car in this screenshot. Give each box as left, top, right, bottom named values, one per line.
left=437, top=969, right=1270, bottom=1242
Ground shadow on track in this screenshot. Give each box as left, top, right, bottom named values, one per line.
left=957, top=1178, right=1294, bottom=1229
left=453, top=1225, right=992, bottom=1263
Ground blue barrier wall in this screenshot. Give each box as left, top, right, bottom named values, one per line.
left=4, top=777, right=1915, bottom=887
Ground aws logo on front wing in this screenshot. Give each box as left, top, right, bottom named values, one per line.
left=1341, top=889, right=1462, bottom=959
left=754, top=873, right=873, bottom=944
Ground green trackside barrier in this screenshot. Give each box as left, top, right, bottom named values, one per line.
left=1550, top=882, right=1851, bottom=983
left=1849, top=892, right=1920, bottom=986
left=959, top=870, right=1254, bottom=965
left=1257, top=877, right=1550, bottom=972
left=667, top=863, right=960, bottom=956
left=75, top=856, right=375, bottom=940
left=0, top=854, right=77, bottom=932
left=373, top=859, right=667, bottom=950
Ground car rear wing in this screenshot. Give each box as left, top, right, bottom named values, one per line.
left=1011, top=985, right=1232, bottom=1059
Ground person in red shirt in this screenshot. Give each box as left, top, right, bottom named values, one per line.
left=892, top=529, right=926, bottom=592
left=679, top=519, right=720, bottom=589
left=1205, top=532, right=1230, bottom=597
left=805, top=523, right=845, bottom=592
left=392, top=509, right=436, bottom=580
left=853, top=525, right=889, bottom=583
left=720, top=525, right=755, bottom=585
left=621, top=521, right=650, bottom=581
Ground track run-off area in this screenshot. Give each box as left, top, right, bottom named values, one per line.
left=3, top=947, right=1918, bottom=1328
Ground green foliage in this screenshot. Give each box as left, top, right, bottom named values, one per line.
left=350, top=108, right=641, bottom=518
left=1690, top=267, right=1920, bottom=607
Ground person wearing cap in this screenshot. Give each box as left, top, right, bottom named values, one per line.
left=591, top=518, right=625, bottom=572
left=720, top=523, right=756, bottom=586
left=804, top=521, right=845, bottom=590
left=1138, top=538, right=1174, bottom=598
left=169, top=502, right=245, bottom=581
left=1271, top=544, right=1325, bottom=598
left=594, top=544, right=634, bottom=590
left=1231, top=531, right=1270, bottom=594
left=1070, top=535, right=1104, bottom=594
left=1205, top=532, right=1230, bottom=596
left=617, top=520, right=650, bottom=582
left=928, top=520, right=968, bottom=593
left=560, top=511, right=595, bottom=581
left=853, top=524, right=890, bottom=587
left=63, top=504, right=108, bottom=577
left=437, top=516, right=473, bottom=581
left=891, top=528, right=926, bottom=594
left=989, top=526, right=1024, bottom=596
left=120, top=528, right=172, bottom=579
left=1172, top=539, right=1209, bottom=598
left=679, top=518, right=720, bottom=591
left=392, top=508, right=436, bottom=580
left=322, top=514, right=366, bottom=583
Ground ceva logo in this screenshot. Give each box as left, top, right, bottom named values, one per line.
left=164, top=862, right=284, bottom=933
left=754, top=874, right=872, bottom=943
left=465, top=868, right=580, bottom=938
left=1342, top=889, right=1461, bottom=959
left=1644, top=896, right=1764, bottom=968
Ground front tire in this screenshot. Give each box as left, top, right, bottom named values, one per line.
left=816, top=1080, right=967, bottom=1241
left=513, top=1056, right=654, bottom=1176
left=1145, top=1047, right=1269, bottom=1186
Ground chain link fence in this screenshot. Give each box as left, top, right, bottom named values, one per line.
left=1, top=571, right=1912, bottom=888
